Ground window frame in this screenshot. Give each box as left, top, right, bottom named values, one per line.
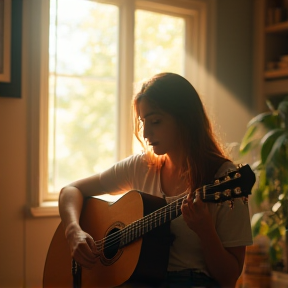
left=26, top=0, right=214, bottom=216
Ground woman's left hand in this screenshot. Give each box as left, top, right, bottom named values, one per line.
left=181, top=192, right=214, bottom=236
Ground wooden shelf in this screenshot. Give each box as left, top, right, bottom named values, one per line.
left=254, top=0, right=288, bottom=111
left=264, top=78, right=288, bottom=95
left=264, top=69, right=288, bottom=79
left=265, top=21, right=288, bottom=33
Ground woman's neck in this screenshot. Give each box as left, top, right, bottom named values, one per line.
left=163, top=154, right=184, bottom=173
left=160, top=154, right=188, bottom=197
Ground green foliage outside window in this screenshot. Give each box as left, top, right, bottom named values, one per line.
left=48, top=1, right=185, bottom=194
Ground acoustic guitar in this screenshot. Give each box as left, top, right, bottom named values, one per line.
left=43, top=164, right=255, bottom=288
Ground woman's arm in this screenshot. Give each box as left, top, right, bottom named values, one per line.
left=58, top=174, right=109, bottom=269
left=59, top=154, right=135, bottom=268
left=181, top=195, right=246, bottom=287
left=195, top=214, right=245, bottom=287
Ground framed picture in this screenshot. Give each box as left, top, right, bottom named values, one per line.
left=0, top=0, right=11, bottom=82
left=0, top=0, right=22, bottom=98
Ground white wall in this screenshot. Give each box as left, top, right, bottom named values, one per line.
left=210, top=0, right=255, bottom=145
left=0, top=96, right=60, bottom=287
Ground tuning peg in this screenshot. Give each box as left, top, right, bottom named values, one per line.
left=242, top=197, right=248, bottom=204
left=234, top=172, right=241, bottom=178
left=214, top=179, right=220, bottom=184
left=224, top=176, right=231, bottom=181
left=233, top=187, right=241, bottom=195
left=214, top=192, right=221, bottom=200
left=223, top=189, right=231, bottom=197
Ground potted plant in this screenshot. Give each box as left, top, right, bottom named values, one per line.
left=239, top=96, right=288, bottom=271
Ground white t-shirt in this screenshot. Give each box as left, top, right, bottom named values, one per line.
left=99, top=153, right=253, bottom=276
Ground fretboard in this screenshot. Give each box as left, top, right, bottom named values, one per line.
left=119, top=195, right=186, bottom=248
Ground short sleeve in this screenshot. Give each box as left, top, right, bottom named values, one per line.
left=99, top=154, right=148, bottom=193
left=210, top=200, right=253, bottom=247
left=210, top=161, right=253, bottom=247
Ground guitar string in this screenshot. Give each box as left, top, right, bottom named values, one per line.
left=93, top=171, right=243, bottom=252
left=93, top=195, right=185, bottom=252
left=93, top=184, right=225, bottom=252
left=94, top=205, right=181, bottom=252
left=93, top=187, right=232, bottom=252
left=93, top=183, right=221, bottom=251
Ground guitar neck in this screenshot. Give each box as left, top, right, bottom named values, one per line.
left=119, top=195, right=185, bottom=248
left=112, top=164, right=255, bottom=249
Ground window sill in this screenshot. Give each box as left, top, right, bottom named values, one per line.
left=30, top=201, right=59, bottom=217
left=29, top=194, right=125, bottom=217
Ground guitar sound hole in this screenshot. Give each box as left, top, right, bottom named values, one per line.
left=103, top=227, right=121, bottom=259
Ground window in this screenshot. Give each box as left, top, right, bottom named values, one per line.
left=134, top=9, right=185, bottom=80
left=28, top=0, right=211, bottom=214
left=48, top=0, right=119, bottom=199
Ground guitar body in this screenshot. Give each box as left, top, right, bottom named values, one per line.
left=43, top=190, right=171, bottom=288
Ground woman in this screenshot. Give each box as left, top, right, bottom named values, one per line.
left=59, top=73, right=253, bottom=288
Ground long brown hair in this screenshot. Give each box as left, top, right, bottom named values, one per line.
left=133, top=72, right=229, bottom=191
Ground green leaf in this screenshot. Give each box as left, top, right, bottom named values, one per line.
left=266, top=99, right=276, bottom=112
left=258, top=169, right=266, bottom=185
left=278, top=99, right=288, bottom=130
left=267, top=223, right=281, bottom=240
left=247, top=112, right=271, bottom=126
left=251, top=212, right=264, bottom=236
left=247, top=112, right=281, bottom=130
left=283, top=185, right=288, bottom=198
left=278, top=99, right=288, bottom=117
left=254, top=187, right=265, bottom=206
left=239, top=138, right=260, bottom=155
left=265, top=132, right=288, bottom=165
left=260, top=129, right=285, bottom=164
left=251, top=160, right=262, bottom=171
left=239, top=125, right=258, bottom=153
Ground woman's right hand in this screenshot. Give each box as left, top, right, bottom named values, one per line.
left=65, top=222, right=99, bottom=269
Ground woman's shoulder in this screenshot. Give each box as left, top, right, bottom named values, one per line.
left=131, top=152, right=154, bottom=163
left=128, top=152, right=165, bottom=169
left=122, top=152, right=151, bottom=169
left=115, top=153, right=146, bottom=169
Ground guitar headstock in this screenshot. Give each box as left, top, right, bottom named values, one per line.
left=198, top=164, right=256, bottom=207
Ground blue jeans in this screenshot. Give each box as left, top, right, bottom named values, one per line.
left=119, top=269, right=220, bottom=288
left=165, top=269, right=220, bottom=288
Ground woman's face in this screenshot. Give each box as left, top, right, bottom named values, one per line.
left=138, top=98, right=181, bottom=156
